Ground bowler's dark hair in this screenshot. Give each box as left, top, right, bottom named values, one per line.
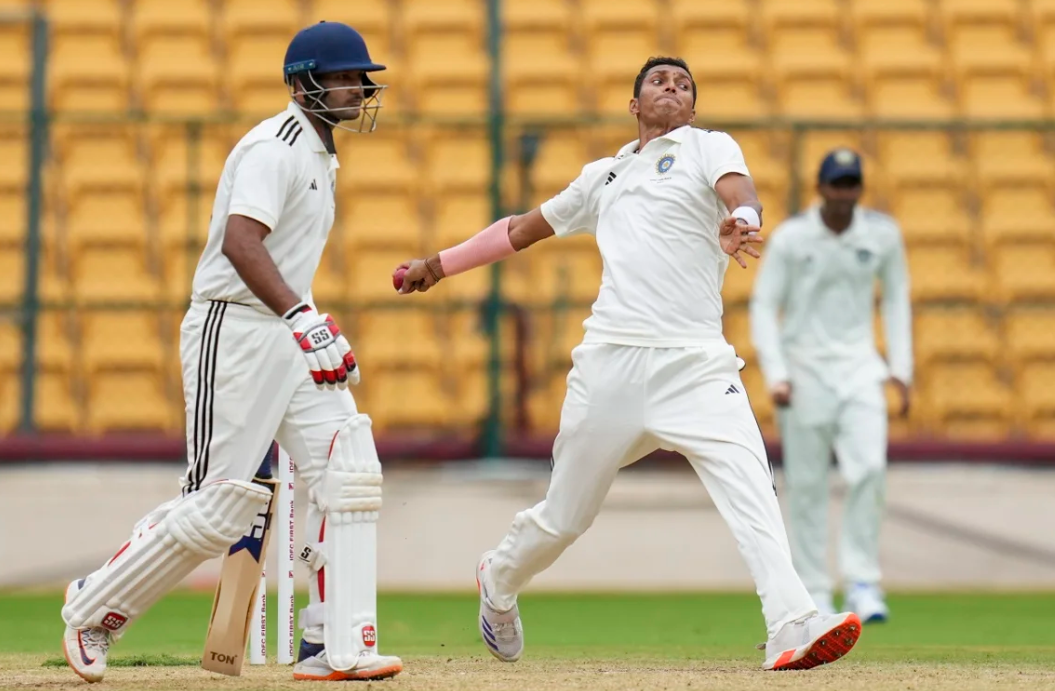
left=633, top=56, right=697, bottom=106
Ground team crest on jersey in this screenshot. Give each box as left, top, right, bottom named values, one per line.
left=656, top=154, right=676, bottom=174
left=856, top=248, right=873, bottom=263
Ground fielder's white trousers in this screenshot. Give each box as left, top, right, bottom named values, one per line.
left=489, top=343, right=816, bottom=637
left=778, top=376, right=887, bottom=600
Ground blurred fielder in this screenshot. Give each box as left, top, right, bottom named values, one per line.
left=396, top=57, right=862, bottom=671
left=60, top=22, right=402, bottom=683
left=750, top=149, right=912, bottom=622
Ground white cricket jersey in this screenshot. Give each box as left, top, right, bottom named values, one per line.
left=749, top=206, right=913, bottom=398
left=192, top=102, right=338, bottom=312
left=540, top=125, right=751, bottom=347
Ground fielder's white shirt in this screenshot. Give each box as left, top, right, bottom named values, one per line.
left=192, top=102, right=338, bottom=312
left=541, top=125, right=750, bottom=347
left=749, top=206, right=913, bottom=398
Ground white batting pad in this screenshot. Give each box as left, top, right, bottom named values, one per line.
left=62, top=480, right=272, bottom=632
left=320, top=414, right=382, bottom=671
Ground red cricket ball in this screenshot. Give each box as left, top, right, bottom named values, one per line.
left=393, top=267, right=407, bottom=291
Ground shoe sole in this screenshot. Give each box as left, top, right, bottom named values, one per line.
left=769, top=613, right=862, bottom=671
left=293, top=663, right=402, bottom=681
left=476, top=559, right=521, bottom=663
left=62, top=582, right=103, bottom=684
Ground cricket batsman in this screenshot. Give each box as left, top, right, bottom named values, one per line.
left=395, top=57, right=863, bottom=671
left=60, top=22, right=402, bottom=682
left=750, top=149, right=913, bottom=622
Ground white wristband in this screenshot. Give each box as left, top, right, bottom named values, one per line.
left=732, top=205, right=761, bottom=228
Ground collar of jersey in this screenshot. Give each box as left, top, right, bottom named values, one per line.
left=285, top=102, right=329, bottom=153
left=615, top=124, right=693, bottom=159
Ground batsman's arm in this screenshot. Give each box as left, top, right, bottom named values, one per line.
left=222, top=215, right=302, bottom=316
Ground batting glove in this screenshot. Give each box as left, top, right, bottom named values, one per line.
left=283, top=302, right=360, bottom=390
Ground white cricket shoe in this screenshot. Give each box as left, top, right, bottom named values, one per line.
left=761, top=611, right=862, bottom=671
left=844, top=583, right=890, bottom=623
left=292, top=641, right=402, bottom=681
left=61, top=579, right=112, bottom=683
left=476, top=551, right=524, bottom=662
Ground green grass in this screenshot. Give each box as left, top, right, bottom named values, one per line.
left=6, top=591, right=1055, bottom=667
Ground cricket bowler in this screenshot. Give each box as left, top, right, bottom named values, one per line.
left=395, top=57, right=863, bottom=671
left=60, top=22, right=402, bottom=682
left=750, top=149, right=913, bottom=622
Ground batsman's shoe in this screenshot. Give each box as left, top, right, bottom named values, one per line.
left=477, top=551, right=524, bottom=662
left=292, top=641, right=402, bottom=681
left=844, top=583, right=890, bottom=623
left=62, top=579, right=112, bottom=683
left=762, top=611, right=862, bottom=671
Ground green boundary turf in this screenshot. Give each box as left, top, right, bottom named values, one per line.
left=6, top=591, right=1055, bottom=667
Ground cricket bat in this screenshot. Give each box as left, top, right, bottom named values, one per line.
left=201, top=476, right=278, bottom=676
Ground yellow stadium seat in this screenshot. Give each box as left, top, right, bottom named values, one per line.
left=130, top=0, right=212, bottom=42
left=228, top=35, right=295, bottom=114
left=80, top=311, right=165, bottom=375
left=339, top=191, right=422, bottom=252
left=738, top=365, right=774, bottom=428
left=219, top=0, right=299, bottom=41
left=338, top=130, right=418, bottom=193
left=35, top=311, right=75, bottom=374
left=907, top=246, right=987, bottom=302
left=26, top=370, right=80, bottom=432
left=971, top=132, right=1055, bottom=187
left=0, top=319, right=18, bottom=373
left=161, top=243, right=203, bottom=301
left=990, top=245, right=1055, bottom=304
left=581, top=0, right=661, bottom=114
left=890, top=186, right=972, bottom=247
left=311, top=251, right=347, bottom=309
left=527, top=370, right=567, bottom=432
left=72, top=247, right=161, bottom=304
left=938, top=0, right=1023, bottom=31
left=774, top=66, right=864, bottom=120
left=527, top=130, right=590, bottom=201
left=0, top=249, right=69, bottom=306
left=48, top=35, right=130, bottom=112
left=0, top=23, right=30, bottom=111
left=850, top=0, right=930, bottom=29
left=349, top=249, right=415, bottom=304
left=357, top=311, right=443, bottom=370
left=866, top=63, right=954, bottom=121
left=504, top=0, right=580, bottom=116
left=433, top=191, right=490, bottom=250
left=137, top=35, right=220, bottom=114
left=402, top=0, right=487, bottom=115
left=923, top=362, right=1013, bottom=440
left=1018, top=362, right=1055, bottom=439
left=86, top=370, right=171, bottom=432
left=156, top=193, right=214, bottom=256
left=979, top=184, right=1055, bottom=247
left=65, top=191, right=147, bottom=251
left=150, top=128, right=229, bottom=204
left=877, top=132, right=965, bottom=187
left=368, top=369, right=452, bottom=431
left=913, top=308, right=1000, bottom=368
left=732, top=131, right=788, bottom=198
left=722, top=258, right=761, bottom=306
left=43, top=0, right=122, bottom=37
left=443, top=309, right=489, bottom=369
left=0, top=370, right=16, bottom=431
left=1004, top=309, right=1055, bottom=364
left=59, top=135, right=144, bottom=202
left=950, top=25, right=1032, bottom=77
left=958, top=71, right=1047, bottom=120
left=530, top=249, right=602, bottom=304
left=424, top=130, right=489, bottom=194
left=672, top=0, right=752, bottom=55
left=722, top=307, right=754, bottom=364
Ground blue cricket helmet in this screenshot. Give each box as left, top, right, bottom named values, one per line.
left=284, top=21, right=386, bottom=94
left=283, top=21, right=387, bottom=132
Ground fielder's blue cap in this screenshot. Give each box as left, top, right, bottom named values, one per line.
left=818, top=148, right=863, bottom=184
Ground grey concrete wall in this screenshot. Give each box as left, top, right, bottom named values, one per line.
left=3, top=462, right=1054, bottom=591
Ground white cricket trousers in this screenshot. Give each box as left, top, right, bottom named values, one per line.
left=179, top=299, right=357, bottom=495
left=778, top=379, right=887, bottom=600
left=489, top=343, right=816, bottom=637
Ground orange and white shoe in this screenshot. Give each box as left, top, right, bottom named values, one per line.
left=61, top=579, right=112, bottom=683
left=762, top=612, right=862, bottom=671
left=292, top=641, right=402, bottom=682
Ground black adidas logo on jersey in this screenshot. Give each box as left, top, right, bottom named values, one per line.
left=309, top=179, right=318, bottom=190
left=605, top=172, right=617, bottom=185
left=725, top=384, right=740, bottom=395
